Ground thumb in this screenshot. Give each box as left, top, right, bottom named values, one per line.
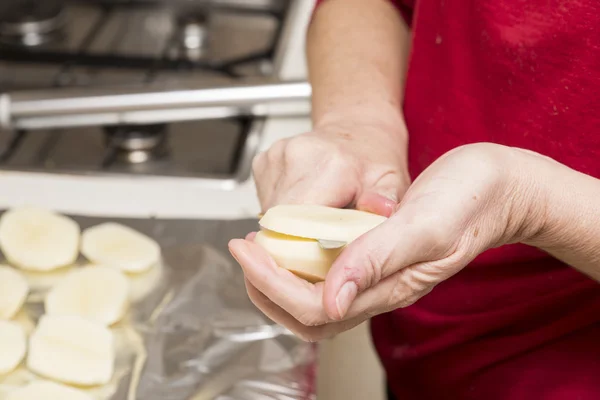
left=356, top=173, right=407, bottom=217
left=322, top=216, right=436, bottom=321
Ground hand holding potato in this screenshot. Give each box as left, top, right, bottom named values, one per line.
left=252, top=117, right=410, bottom=217
left=230, top=144, right=540, bottom=341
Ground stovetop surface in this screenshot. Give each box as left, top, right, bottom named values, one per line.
left=0, top=0, right=287, bottom=90
left=0, top=0, right=289, bottom=179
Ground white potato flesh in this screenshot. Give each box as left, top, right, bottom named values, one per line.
left=255, top=205, right=387, bottom=282
left=81, top=223, right=160, bottom=273
left=20, top=266, right=75, bottom=293
left=27, top=315, right=114, bottom=386
left=254, top=230, right=344, bottom=283
left=6, top=381, right=93, bottom=400
left=258, top=204, right=387, bottom=243
left=45, top=266, right=130, bottom=326
left=0, top=321, right=27, bottom=375
left=0, top=207, right=80, bottom=271
left=0, top=266, right=29, bottom=320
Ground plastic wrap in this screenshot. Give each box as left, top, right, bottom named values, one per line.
left=0, top=216, right=317, bottom=400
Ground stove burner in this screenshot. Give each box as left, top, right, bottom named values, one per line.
left=177, top=11, right=210, bottom=61
left=103, top=124, right=168, bottom=165
left=0, top=0, right=66, bottom=47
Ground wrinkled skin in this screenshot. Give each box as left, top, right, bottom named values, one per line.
left=231, top=135, right=540, bottom=342
left=252, top=120, right=410, bottom=217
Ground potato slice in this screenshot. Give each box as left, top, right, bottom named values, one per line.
left=0, top=321, right=26, bottom=375
left=255, top=205, right=387, bottom=282
left=7, top=381, right=93, bottom=400
left=81, top=223, right=160, bottom=273
left=45, top=266, right=129, bottom=326
left=27, top=315, right=114, bottom=386
left=0, top=207, right=80, bottom=271
left=254, top=230, right=344, bottom=283
left=258, top=204, right=386, bottom=243
left=0, top=266, right=29, bottom=320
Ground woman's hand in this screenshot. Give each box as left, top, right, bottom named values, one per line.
left=252, top=113, right=410, bottom=217
left=230, top=143, right=545, bottom=341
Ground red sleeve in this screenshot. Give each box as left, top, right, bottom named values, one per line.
left=312, top=0, right=415, bottom=27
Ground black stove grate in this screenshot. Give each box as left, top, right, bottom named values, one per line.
left=0, top=0, right=289, bottom=78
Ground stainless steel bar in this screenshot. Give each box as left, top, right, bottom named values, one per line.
left=0, top=81, right=311, bottom=130
left=10, top=102, right=311, bottom=131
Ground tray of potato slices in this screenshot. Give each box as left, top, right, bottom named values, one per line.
left=0, top=207, right=316, bottom=400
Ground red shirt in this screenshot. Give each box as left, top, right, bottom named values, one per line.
left=314, top=0, right=600, bottom=398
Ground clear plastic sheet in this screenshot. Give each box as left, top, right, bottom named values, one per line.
left=0, top=216, right=317, bottom=400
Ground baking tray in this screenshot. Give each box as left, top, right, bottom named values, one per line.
left=0, top=215, right=317, bottom=400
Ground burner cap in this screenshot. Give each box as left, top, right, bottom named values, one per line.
left=104, top=125, right=169, bottom=164
left=0, top=0, right=66, bottom=46
left=176, top=9, right=210, bottom=60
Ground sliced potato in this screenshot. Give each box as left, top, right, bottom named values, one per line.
left=255, top=205, right=387, bottom=282
left=27, top=315, right=114, bottom=386
left=254, top=230, right=343, bottom=283
left=0, top=320, right=27, bottom=375
left=0, top=266, right=29, bottom=320
left=7, top=381, right=93, bottom=400
left=0, top=207, right=80, bottom=271
left=20, top=266, right=75, bottom=293
left=259, top=204, right=386, bottom=243
left=45, top=266, right=129, bottom=326
left=81, top=223, right=160, bottom=273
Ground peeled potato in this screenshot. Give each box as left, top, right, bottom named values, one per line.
left=0, top=266, right=29, bottom=320
left=7, top=381, right=93, bottom=400
left=45, top=266, right=130, bottom=326
left=254, top=230, right=343, bottom=282
left=20, top=266, right=75, bottom=293
left=0, top=207, right=80, bottom=271
left=27, top=315, right=114, bottom=386
left=81, top=223, right=160, bottom=273
left=11, top=311, right=35, bottom=337
left=259, top=204, right=386, bottom=242
left=0, top=321, right=26, bottom=375
left=255, top=205, right=387, bottom=282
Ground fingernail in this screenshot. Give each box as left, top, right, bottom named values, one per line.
left=383, top=193, right=398, bottom=203
left=335, top=281, right=358, bottom=319
left=228, top=240, right=247, bottom=265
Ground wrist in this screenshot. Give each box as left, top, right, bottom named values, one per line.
left=517, top=150, right=597, bottom=251
left=465, top=145, right=548, bottom=248
left=507, top=148, right=564, bottom=247
left=313, top=104, right=408, bottom=141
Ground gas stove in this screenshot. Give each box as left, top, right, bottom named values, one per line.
left=0, top=0, right=288, bottom=87
left=0, top=0, right=310, bottom=182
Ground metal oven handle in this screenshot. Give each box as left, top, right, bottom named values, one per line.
left=0, top=80, right=312, bottom=130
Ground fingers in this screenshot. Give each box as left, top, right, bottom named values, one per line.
left=230, top=236, right=442, bottom=340
left=252, top=136, right=360, bottom=211
left=322, top=216, right=440, bottom=320
left=228, top=239, right=330, bottom=327
left=268, top=154, right=359, bottom=209
left=342, top=266, right=435, bottom=319
left=356, top=170, right=407, bottom=217
left=356, top=192, right=398, bottom=217
left=244, top=278, right=366, bottom=342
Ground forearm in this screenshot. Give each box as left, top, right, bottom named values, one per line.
left=520, top=151, right=600, bottom=281
left=307, top=0, right=410, bottom=131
